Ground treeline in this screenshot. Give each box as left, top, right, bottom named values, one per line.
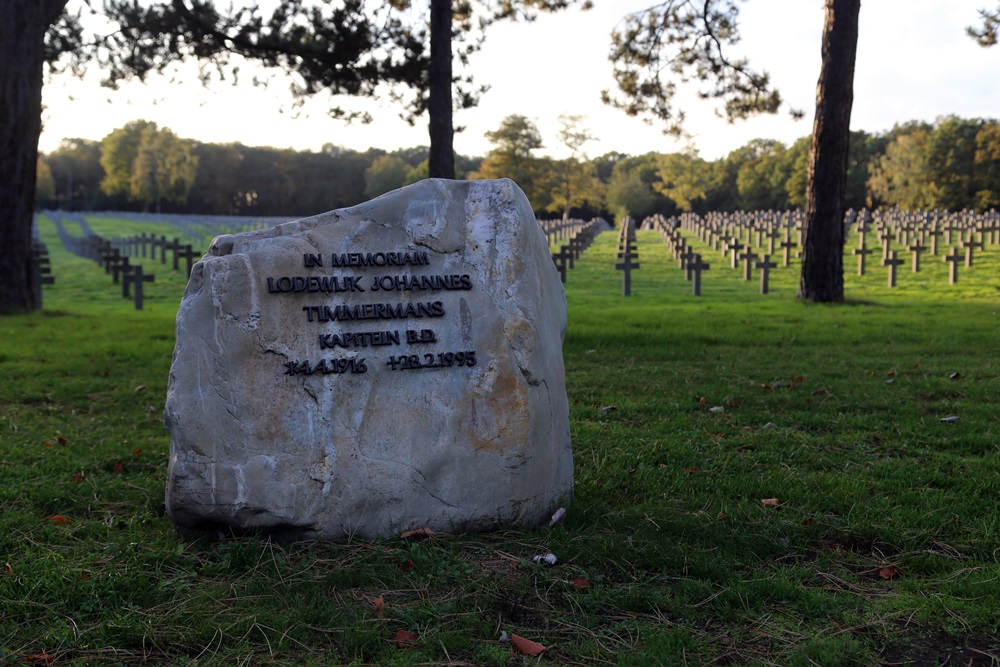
left=36, top=115, right=1000, bottom=219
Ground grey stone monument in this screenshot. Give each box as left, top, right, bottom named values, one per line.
left=163, top=179, right=573, bottom=540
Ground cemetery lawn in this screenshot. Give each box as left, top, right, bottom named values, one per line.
left=2, top=217, right=999, bottom=666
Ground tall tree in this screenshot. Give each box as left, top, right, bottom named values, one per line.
left=797, top=0, right=860, bottom=303
left=0, top=1, right=69, bottom=312
left=605, top=0, right=860, bottom=303
left=1, top=0, right=587, bottom=313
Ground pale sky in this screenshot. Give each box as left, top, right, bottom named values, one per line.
left=39, top=1, right=1000, bottom=162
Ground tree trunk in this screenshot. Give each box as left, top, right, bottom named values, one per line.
left=427, top=0, right=455, bottom=179
left=797, top=0, right=860, bottom=303
left=0, top=1, right=65, bottom=313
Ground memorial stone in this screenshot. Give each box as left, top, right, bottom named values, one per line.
left=164, top=179, right=573, bottom=540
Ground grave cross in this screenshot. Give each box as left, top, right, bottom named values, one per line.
left=123, top=264, right=155, bottom=310
left=943, top=247, right=962, bottom=285
left=780, top=233, right=797, bottom=268
left=963, top=237, right=984, bottom=267
left=727, top=238, right=744, bottom=269
left=739, top=248, right=759, bottom=281
left=615, top=251, right=640, bottom=297
left=551, top=249, right=570, bottom=283
left=853, top=244, right=873, bottom=276
left=883, top=250, right=904, bottom=288
left=755, top=255, right=778, bottom=295
left=908, top=242, right=927, bottom=272
left=689, top=254, right=710, bottom=296
left=176, top=245, right=202, bottom=278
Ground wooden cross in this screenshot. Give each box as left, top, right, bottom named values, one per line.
left=689, top=254, right=710, bottom=296
left=883, top=250, right=904, bottom=288
left=755, top=255, right=778, bottom=294
left=943, top=247, right=962, bottom=285
left=853, top=244, right=873, bottom=276
left=615, top=252, right=640, bottom=297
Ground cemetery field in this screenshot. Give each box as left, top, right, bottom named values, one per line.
left=2, top=215, right=1000, bottom=666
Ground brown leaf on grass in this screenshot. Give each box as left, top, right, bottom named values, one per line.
left=793, top=375, right=806, bottom=383
left=48, top=515, right=71, bottom=525
left=70, top=474, right=86, bottom=483
left=25, top=654, right=53, bottom=665
left=399, top=559, right=415, bottom=571
left=879, top=566, right=901, bottom=580
left=811, top=388, right=829, bottom=396
left=131, top=449, right=142, bottom=457
left=887, top=370, right=896, bottom=377
left=570, top=577, right=591, bottom=589
left=113, top=461, right=125, bottom=473
left=374, top=596, right=385, bottom=616
left=510, top=634, right=548, bottom=656
left=760, top=498, right=780, bottom=508
left=1, top=461, right=14, bottom=466
left=43, top=441, right=54, bottom=448
left=912, top=363, right=920, bottom=369
left=3, top=562, right=12, bottom=577
left=395, top=629, right=418, bottom=648
left=134, top=384, right=146, bottom=392
left=802, top=518, right=816, bottom=526
left=400, top=527, right=439, bottom=539
left=57, top=436, right=68, bottom=445
left=681, top=467, right=701, bottom=474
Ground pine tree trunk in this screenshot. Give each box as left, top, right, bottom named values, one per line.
left=797, top=0, right=860, bottom=303
left=427, top=0, right=455, bottom=179
left=0, top=2, right=63, bottom=312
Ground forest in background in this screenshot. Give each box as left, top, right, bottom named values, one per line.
left=36, top=114, right=1000, bottom=220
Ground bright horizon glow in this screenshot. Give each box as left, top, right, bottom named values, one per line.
left=40, top=1, right=1000, bottom=163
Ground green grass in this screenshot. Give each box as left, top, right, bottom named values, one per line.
left=1, top=215, right=999, bottom=665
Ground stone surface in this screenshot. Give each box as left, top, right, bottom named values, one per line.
left=164, top=179, right=573, bottom=539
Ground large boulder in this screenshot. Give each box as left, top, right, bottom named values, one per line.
left=163, top=179, right=573, bottom=540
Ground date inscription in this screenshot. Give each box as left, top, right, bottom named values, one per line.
left=386, top=351, right=477, bottom=371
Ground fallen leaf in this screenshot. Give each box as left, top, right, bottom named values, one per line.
left=511, top=634, right=548, bottom=656
left=802, top=518, right=816, bottom=526
left=113, top=461, right=125, bottom=473
left=887, top=370, right=896, bottom=377
left=793, top=375, right=806, bottom=383
left=374, top=596, right=385, bottom=616
left=570, top=577, right=591, bottom=589
left=70, top=474, right=86, bottom=483
left=43, top=441, right=54, bottom=448
left=812, top=388, right=829, bottom=396
left=3, top=562, right=12, bottom=577
left=1, top=460, right=14, bottom=466
left=134, top=384, right=147, bottom=392
left=131, top=449, right=142, bottom=457
left=57, top=436, right=68, bottom=445
left=681, top=467, right=701, bottom=474
left=728, top=401, right=742, bottom=408
left=912, top=363, right=920, bottom=369
left=395, top=629, right=418, bottom=648
left=48, top=515, right=71, bottom=525
left=879, top=566, right=901, bottom=580
left=760, top=498, right=780, bottom=508
left=399, top=559, right=414, bottom=571
left=25, top=654, right=53, bottom=665
left=400, top=527, right=438, bottom=539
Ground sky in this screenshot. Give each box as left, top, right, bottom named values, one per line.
left=38, top=0, right=1000, bottom=162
